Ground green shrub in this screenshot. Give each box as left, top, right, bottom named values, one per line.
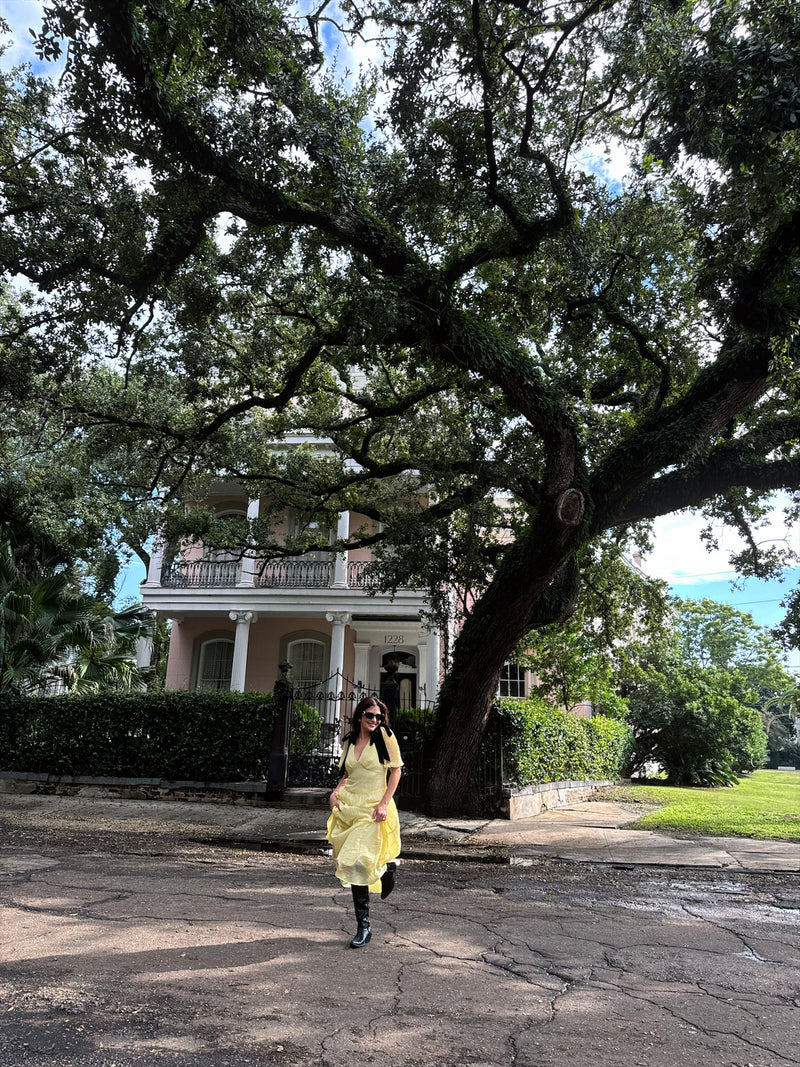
left=290, top=700, right=322, bottom=754
left=393, top=705, right=437, bottom=740
left=727, top=703, right=769, bottom=774
left=0, top=691, right=277, bottom=781
left=586, top=713, right=635, bottom=780
left=625, top=668, right=769, bottom=786
left=487, top=695, right=633, bottom=786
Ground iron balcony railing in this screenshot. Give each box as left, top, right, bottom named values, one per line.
left=161, top=559, right=241, bottom=587
left=258, top=559, right=333, bottom=588
left=347, top=559, right=375, bottom=588
left=161, top=556, right=383, bottom=590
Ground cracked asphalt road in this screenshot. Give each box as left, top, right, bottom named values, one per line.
left=1, top=811, right=799, bottom=1067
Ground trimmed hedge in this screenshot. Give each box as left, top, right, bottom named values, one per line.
left=0, top=691, right=277, bottom=781
left=0, top=691, right=632, bottom=793
left=488, top=696, right=633, bottom=786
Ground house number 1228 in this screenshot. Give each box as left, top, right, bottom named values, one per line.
left=384, top=635, right=405, bottom=645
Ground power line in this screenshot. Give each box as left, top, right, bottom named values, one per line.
left=663, top=564, right=800, bottom=581
left=723, top=599, right=786, bottom=606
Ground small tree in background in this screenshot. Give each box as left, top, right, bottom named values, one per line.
left=517, top=540, right=669, bottom=716
left=624, top=599, right=778, bottom=785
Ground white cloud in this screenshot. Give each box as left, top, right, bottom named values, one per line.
left=576, top=138, right=632, bottom=193
left=643, top=498, right=799, bottom=585
left=0, top=1, right=61, bottom=75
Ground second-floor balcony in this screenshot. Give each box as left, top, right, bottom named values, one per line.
left=161, top=557, right=376, bottom=590
left=259, top=559, right=333, bottom=588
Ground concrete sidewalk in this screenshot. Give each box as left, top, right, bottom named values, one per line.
left=469, top=801, right=800, bottom=872
left=243, top=798, right=800, bottom=873
left=5, top=787, right=797, bottom=872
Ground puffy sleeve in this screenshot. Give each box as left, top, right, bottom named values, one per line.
left=383, top=728, right=404, bottom=768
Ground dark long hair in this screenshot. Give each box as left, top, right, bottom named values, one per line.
left=344, top=696, right=394, bottom=765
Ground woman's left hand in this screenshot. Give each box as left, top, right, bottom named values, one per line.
left=372, top=801, right=389, bottom=822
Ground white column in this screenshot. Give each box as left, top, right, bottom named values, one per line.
left=425, top=629, right=441, bottom=702
left=353, top=641, right=370, bottom=690
left=144, top=540, right=165, bottom=586
left=418, top=643, right=427, bottom=699
left=237, top=498, right=260, bottom=587
left=326, top=611, right=350, bottom=681
left=332, top=509, right=350, bottom=588
left=229, top=611, right=257, bottom=692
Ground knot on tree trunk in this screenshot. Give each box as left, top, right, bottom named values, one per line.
left=555, top=488, right=585, bottom=527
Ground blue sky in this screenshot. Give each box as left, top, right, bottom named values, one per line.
left=644, top=508, right=799, bottom=672
left=1, top=1, right=56, bottom=73
left=115, top=558, right=147, bottom=607
left=670, top=574, right=797, bottom=631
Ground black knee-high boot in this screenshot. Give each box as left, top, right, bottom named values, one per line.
left=350, top=885, right=371, bottom=948
left=380, top=861, right=396, bottom=900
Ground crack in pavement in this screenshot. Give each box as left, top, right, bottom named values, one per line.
left=2, top=848, right=799, bottom=1067
left=616, top=983, right=800, bottom=1065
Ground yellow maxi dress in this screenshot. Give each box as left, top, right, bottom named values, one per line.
left=326, top=728, right=403, bottom=893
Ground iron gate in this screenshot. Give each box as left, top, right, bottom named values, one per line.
left=281, top=672, right=434, bottom=806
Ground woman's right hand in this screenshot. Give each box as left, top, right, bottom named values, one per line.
left=329, top=792, right=341, bottom=811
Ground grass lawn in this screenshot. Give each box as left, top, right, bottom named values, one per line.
left=597, top=769, right=800, bottom=841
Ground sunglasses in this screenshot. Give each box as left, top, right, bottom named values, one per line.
left=362, top=712, right=383, bottom=721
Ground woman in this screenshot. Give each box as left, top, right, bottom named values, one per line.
left=326, top=696, right=403, bottom=948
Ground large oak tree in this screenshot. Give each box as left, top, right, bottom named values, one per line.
left=1, top=0, right=799, bottom=810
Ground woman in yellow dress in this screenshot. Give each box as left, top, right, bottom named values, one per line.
left=327, top=696, right=403, bottom=948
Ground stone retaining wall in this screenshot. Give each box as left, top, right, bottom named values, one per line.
left=0, top=770, right=290, bottom=806
left=502, top=779, right=616, bottom=820
left=0, top=769, right=616, bottom=818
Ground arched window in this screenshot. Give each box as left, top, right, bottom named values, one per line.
left=288, top=512, right=333, bottom=561
left=206, top=508, right=247, bottom=551
left=205, top=509, right=247, bottom=570
left=286, top=638, right=326, bottom=690
left=196, top=637, right=235, bottom=691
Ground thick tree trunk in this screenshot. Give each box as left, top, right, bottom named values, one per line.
left=426, top=526, right=582, bottom=815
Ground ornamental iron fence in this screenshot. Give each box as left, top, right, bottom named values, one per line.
left=257, top=559, right=334, bottom=588
left=162, top=559, right=241, bottom=587
left=272, top=670, right=506, bottom=813
left=272, top=670, right=434, bottom=806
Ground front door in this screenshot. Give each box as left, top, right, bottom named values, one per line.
left=380, top=672, right=416, bottom=715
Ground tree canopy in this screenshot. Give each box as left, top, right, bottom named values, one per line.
left=1, top=0, right=799, bottom=809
